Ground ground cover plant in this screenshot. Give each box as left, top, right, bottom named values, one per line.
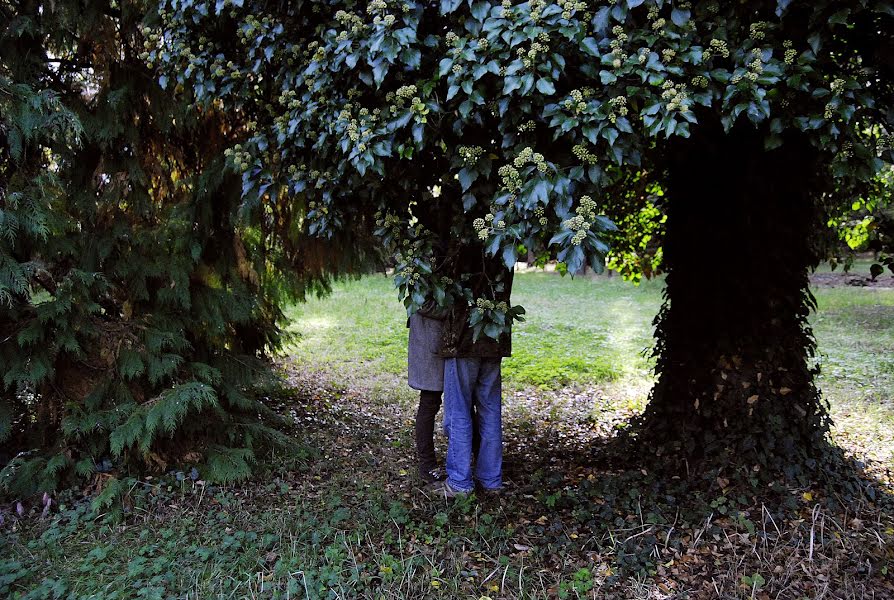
left=2, top=270, right=892, bottom=598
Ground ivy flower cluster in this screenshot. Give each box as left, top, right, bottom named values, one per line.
left=563, top=195, right=598, bottom=245
left=702, top=38, right=730, bottom=60
left=139, top=26, right=162, bottom=64
left=473, top=212, right=498, bottom=240
left=383, top=85, right=428, bottom=120
left=557, top=0, right=586, bottom=20
left=308, top=41, right=327, bottom=63
left=609, top=26, right=629, bottom=68
left=513, top=146, right=548, bottom=172
left=499, top=0, right=513, bottom=19
left=534, top=205, right=547, bottom=226
left=224, top=144, right=254, bottom=173
left=661, top=81, right=690, bottom=112
left=691, top=75, right=709, bottom=88
left=334, top=10, right=366, bottom=41
left=498, top=165, right=523, bottom=193
left=783, top=40, right=797, bottom=65
left=375, top=211, right=426, bottom=277
left=459, top=145, right=484, bottom=164
left=608, top=96, right=628, bottom=123
left=824, top=99, right=839, bottom=119
left=749, top=21, right=769, bottom=42
left=517, top=40, right=549, bottom=70
left=336, top=104, right=377, bottom=151
left=563, top=88, right=594, bottom=114
left=573, top=143, right=598, bottom=164
left=740, top=47, right=765, bottom=83
left=393, top=84, right=417, bottom=104
left=475, top=298, right=509, bottom=313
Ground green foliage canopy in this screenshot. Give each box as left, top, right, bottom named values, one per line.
left=152, top=0, right=893, bottom=337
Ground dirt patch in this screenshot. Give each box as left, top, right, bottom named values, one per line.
left=810, top=271, right=894, bottom=289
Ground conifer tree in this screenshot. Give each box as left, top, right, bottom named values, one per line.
left=0, top=0, right=346, bottom=498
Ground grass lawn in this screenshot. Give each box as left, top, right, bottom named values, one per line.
left=282, top=270, right=663, bottom=391
left=283, top=268, right=894, bottom=455
left=2, top=269, right=893, bottom=599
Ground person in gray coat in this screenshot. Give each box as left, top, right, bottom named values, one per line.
left=408, top=306, right=448, bottom=483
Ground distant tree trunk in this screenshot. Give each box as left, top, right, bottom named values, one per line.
left=638, top=123, right=832, bottom=481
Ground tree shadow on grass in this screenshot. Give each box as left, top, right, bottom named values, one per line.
left=497, top=386, right=894, bottom=598
left=277, top=367, right=894, bottom=598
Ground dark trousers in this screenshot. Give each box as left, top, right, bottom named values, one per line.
left=415, top=389, right=479, bottom=475
left=415, top=390, right=442, bottom=474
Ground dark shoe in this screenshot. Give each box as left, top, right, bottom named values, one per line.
left=475, top=480, right=507, bottom=497
left=427, top=480, right=470, bottom=499
left=476, top=485, right=504, bottom=498
left=419, top=466, right=446, bottom=484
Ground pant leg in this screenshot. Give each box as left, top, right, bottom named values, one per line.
left=443, top=357, right=479, bottom=492
left=415, top=390, right=442, bottom=474
left=473, top=358, right=503, bottom=490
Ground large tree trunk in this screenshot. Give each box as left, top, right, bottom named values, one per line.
left=638, top=123, right=832, bottom=481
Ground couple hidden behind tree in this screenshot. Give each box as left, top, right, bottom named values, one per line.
left=407, top=218, right=513, bottom=496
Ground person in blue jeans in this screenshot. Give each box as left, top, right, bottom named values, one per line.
left=430, top=249, right=513, bottom=497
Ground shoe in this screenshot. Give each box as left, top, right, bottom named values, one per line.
left=427, top=480, right=470, bottom=499
left=476, top=483, right=504, bottom=497
left=419, top=466, right=446, bottom=484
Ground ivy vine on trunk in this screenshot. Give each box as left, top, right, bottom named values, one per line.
left=640, top=121, right=831, bottom=480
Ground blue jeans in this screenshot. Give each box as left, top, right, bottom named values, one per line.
left=443, top=357, right=503, bottom=492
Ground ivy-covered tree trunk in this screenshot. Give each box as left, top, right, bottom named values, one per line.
left=639, top=123, right=832, bottom=481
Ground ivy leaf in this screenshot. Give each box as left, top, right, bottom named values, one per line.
left=471, top=1, right=490, bottom=20
left=808, top=34, right=822, bottom=56
left=829, top=9, right=851, bottom=25
left=458, top=167, right=477, bottom=191
left=581, top=38, right=601, bottom=57
left=592, top=7, right=611, bottom=32
left=372, top=60, right=389, bottom=87
left=603, top=127, right=619, bottom=147
left=627, top=0, right=645, bottom=8
left=535, top=78, right=555, bottom=95
left=671, top=8, right=690, bottom=26
left=776, top=0, right=793, bottom=16
left=439, top=58, right=453, bottom=77
left=531, top=179, right=551, bottom=203
left=502, top=244, right=517, bottom=268
left=440, top=0, right=462, bottom=14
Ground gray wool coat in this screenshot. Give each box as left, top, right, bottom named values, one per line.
left=407, top=312, right=445, bottom=392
